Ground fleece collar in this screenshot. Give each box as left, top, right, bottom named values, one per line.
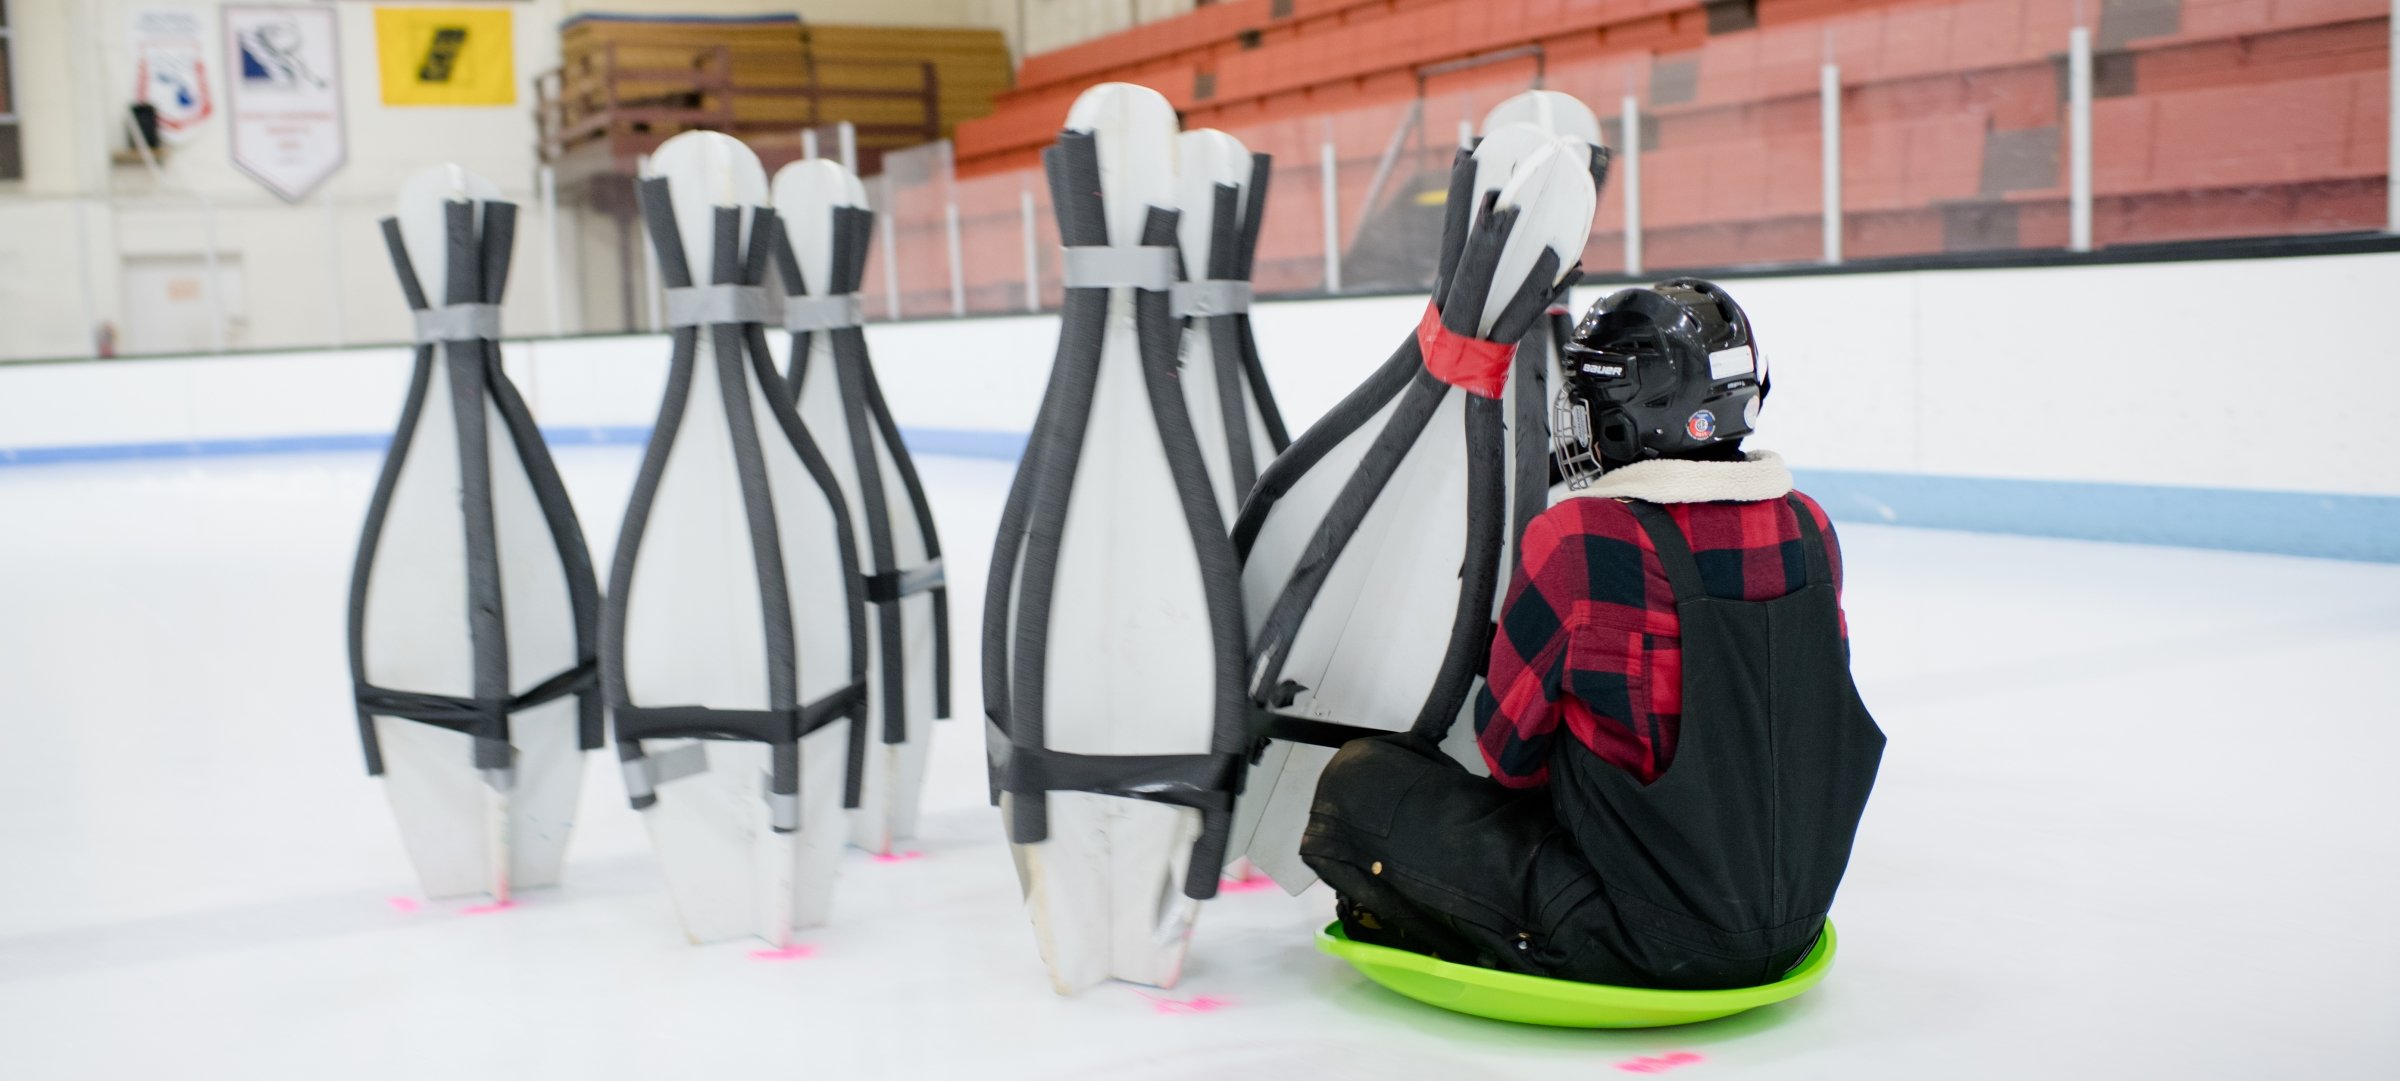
left=1566, top=450, right=1794, bottom=504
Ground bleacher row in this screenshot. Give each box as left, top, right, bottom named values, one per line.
left=860, top=0, right=2389, bottom=317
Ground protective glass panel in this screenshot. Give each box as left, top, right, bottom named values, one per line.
left=876, top=140, right=957, bottom=319
left=951, top=168, right=1040, bottom=316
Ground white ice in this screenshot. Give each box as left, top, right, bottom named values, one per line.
left=1, top=447, right=2395, bottom=1079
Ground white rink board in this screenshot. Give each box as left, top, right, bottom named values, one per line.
left=5, top=250, right=2399, bottom=499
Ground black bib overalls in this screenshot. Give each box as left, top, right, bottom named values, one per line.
left=1301, top=496, right=1886, bottom=990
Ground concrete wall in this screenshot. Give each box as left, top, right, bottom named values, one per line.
left=5, top=251, right=2397, bottom=559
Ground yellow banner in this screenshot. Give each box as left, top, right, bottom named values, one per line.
left=375, top=7, right=514, bottom=107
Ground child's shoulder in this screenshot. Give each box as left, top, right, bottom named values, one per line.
left=1533, top=494, right=1649, bottom=540
left=1786, top=488, right=1836, bottom=535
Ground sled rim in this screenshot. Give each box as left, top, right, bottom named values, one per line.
left=1316, top=919, right=1836, bottom=1029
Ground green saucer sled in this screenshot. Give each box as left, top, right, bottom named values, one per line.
left=1317, top=920, right=1837, bottom=1029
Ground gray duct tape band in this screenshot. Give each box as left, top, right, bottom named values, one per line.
left=1171, top=280, right=1254, bottom=318
left=621, top=741, right=710, bottom=800
left=760, top=775, right=801, bottom=831
left=895, top=557, right=945, bottom=596
left=665, top=284, right=782, bottom=328
left=1061, top=245, right=1177, bottom=291
left=783, top=293, right=866, bottom=332
left=985, top=719, right=1011, bottom=773
left=412, top=303, right=502, bottom=343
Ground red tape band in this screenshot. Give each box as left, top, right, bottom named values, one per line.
left=1416, top=301, right=1515, bottom=399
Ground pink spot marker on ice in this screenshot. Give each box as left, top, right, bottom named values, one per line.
left=872, top=850, right=924, bottom=864
left=1218, top=875, right=1276, bottom=894
left=1616, top=1053, right=1705, bottom=1074
left=385, top=897, right=420, bottom=914
left=459, top=899, right=516, bottom=916
left=749, top=945, right=816, bottom=962
left=1135, top=991, right=1233, bottom=1015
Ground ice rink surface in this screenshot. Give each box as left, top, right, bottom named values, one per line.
left=2, top=447, right=2396, bottom=1080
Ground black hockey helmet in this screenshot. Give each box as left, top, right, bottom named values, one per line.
left=1553, top=278, right=1765, bottom=485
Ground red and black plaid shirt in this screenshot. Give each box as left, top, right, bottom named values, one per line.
left=1475, top=492, right=1845, bottom=788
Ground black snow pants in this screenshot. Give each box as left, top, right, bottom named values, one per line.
left=1300, top=497, right=1886, bottom=991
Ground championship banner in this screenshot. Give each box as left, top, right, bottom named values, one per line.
left=374, top=7, right=516, bottom=107
left=131, top=8, right=213, bottom=145
left=224, top=5, right=345, bottom=201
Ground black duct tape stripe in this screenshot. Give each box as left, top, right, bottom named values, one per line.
left=1410, top=392, right=1507, bottom=741
left=1198, top=181, right=1257, bottom=497
left=784, top=293, right=865, bottom=332
left=997, top=132, right=1248, bottom=900
left=610, top=183, right=870, bottom=809
left=1257, top=713, right=1392, bottom=750
left=1002, top=747, right=1246, bottom=815
left=482, top=352, right=606, bottom=752
left=349, top=222, right=435, bottom=776
left=817, top=202, right=910, bottom=752
left=853, top=322, right=952, bottom=721
left=1232, top=152, right=1290, bottom=452
left=728, top=205, right=874, bottom=809
left=443, top=197, right=514, bottom=773
left=1231, top=342, right=1417, bottom=557
left=602, top=181, right=700, bottom=806
left=665, top=283, right=782, bottom=327
left=1246, top=372, right=1446, bottom=702
left=446, top=405, right=512, bottom=760
left=411, top=303, right=502, bottom=343
left=1509, top=311, right=1567, bottom=556
left=1241, top=150, right=1572, bottom=756
left=355, top=660, right=595, bottom=738
left=1134, top=200, right=1250, bottom=898
left=614, top=682, right=867, bottom=747
left=864, top=559, right=945, bottom=603
left=997, top=133, right=1111, bottom=849
left=768, top=219, right=817, bottom=396
left=982, top=140, right=1092, bottom=758
left=1060, top=244, right=1177, bottom=290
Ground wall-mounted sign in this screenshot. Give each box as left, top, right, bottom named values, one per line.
left=223, top=5, right=344, bottom=201
left=374, top=7, right=517, bottom=107
left=130, top=8, right=213, bottom=144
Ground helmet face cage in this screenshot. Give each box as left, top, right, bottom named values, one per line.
left=1552, top=385, right=1605, bottom=490
left=1555, top=279, right=1763, bottom=471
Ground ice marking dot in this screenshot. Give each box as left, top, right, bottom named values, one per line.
left=459, top=899, right=516, bottom=916
left=385, top=897, right=420, bottom=914
left=1616, top=1053, right=1704, bottom=1073
left=749, top=945, right=816, bottom=962
left=1135, top=991, right=1232, bottom=1015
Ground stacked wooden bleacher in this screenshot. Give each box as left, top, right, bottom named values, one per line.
left=540, top=13, right=1012, bottom=180
left=929, top=0, right=2386, bottom=305
left=802, top=24, right=1015, bottom=141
